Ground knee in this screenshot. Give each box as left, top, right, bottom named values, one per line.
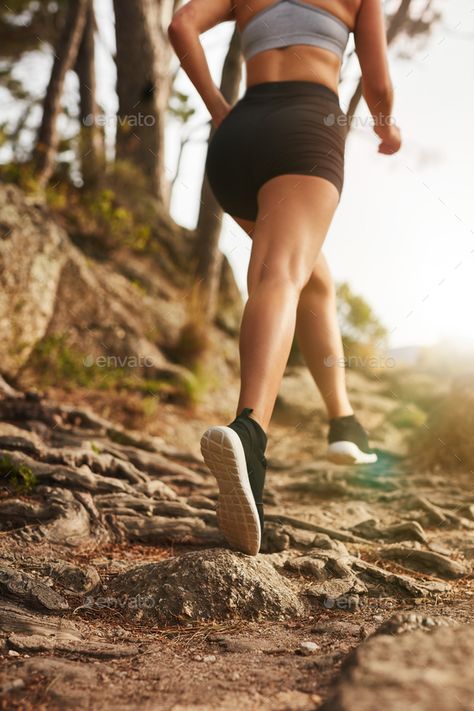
left=248, top=261, right=309, bottom=297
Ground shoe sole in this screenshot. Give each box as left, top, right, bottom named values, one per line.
left=327, top=441, right=378, bottom=465
left=200, top=426, right=261, bottom=556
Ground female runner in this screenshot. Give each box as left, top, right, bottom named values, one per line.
left=168, top=0, right=401, bottom=555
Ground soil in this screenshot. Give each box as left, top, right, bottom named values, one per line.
left=0, top=367, right=473, bottom=710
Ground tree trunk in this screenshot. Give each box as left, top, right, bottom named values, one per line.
left=113, top=0, right=172, bottom=204
left=33, top=0, right=90, bottom=188
left=194, top=26, right=243, bottom=323
left=75, top=1, right=104, bottom=188
left=346, top=0, right=412, bottom=129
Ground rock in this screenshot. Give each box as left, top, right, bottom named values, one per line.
left=47, top=561, right=100, bottom=594
left=107, top=548, right=306, bottom=624
left=0, top=185, right=69, bottom=375
left=320, top=624, right=474, bottom=711
left=0, top=565, right=69, bottom=612
left=0, top=184, right=194, bottom=380
left=374, top=612, right=457, bottom=636
left=286, top=527, right=318, bottom=549
left=311, top=535, right=348, bottom=555
left=7, top=649, right=20, bottom=657
left=286, top=547, right=353, bottom=581
left=299, top=641, right=319, bottom=655
left=306, top=576, right=367, bottom=606
left=201, top=654, right=216, bottom=663
left=285, top=556, right=327, bottom=579
left=260, top=524, right=291, bottom=553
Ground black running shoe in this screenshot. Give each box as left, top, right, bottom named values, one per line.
left=326, top=414, right=378, bottom=465
left=200, top=407, right=267, bottom=556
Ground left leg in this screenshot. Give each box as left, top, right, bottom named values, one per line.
left=296, top=254, right=353, bottom=419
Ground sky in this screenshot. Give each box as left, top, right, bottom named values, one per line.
left=165, top=0, right=474, bottom=350
left=2, top=0, right=473, bottom=350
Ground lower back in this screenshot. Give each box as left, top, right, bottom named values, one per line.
left=245, top=44, right=342, bottom=93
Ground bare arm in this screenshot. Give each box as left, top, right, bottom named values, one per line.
left=354, top=0, right=401, bottom=154
left=168, top=0, right=235, bottom=127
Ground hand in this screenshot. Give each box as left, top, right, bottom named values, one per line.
left=375, top=123, right=402, bottom=155
left=210, top=96, right=232, bottom=130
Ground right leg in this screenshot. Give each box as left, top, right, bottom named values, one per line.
left=236, top=173, right=339, bottom=431
left=200, top=173, right=338, bottom=554
left=232, top=218, right=353, bottom=420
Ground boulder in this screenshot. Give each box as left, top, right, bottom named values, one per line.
left=107, top=548, right=306, bottom=623
left=321, top=624, right=474, bottom=711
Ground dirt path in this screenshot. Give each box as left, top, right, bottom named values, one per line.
left=0, top=373, right=473, bottom=710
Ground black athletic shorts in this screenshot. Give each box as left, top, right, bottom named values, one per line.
left=205, top=80, right=347, bottom=222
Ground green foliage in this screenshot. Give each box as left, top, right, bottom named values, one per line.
left=27, top=334, right=201, bottom=407
left=168, top=89, right=196, bottom=124
left=337, top=282, right=387, bottom=348
left=388, top=403, right=427, bottom=429
left=0, top=161, right=39, bottom=191
left=180, top=365, right=212, bottom=406
left=42, top=161, right=164, bottom=254
left=85, top=187, right=151, bottom=251
left=335, top=282, right=389, bottom=373
left=408, top=382, right=474, bottom=472
left=0, top=454, right=37, bottom=491
left=29, top=334, right=98, bottom=388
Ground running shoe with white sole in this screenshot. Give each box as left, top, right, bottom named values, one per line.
left=200, top=408, right=267, bottom=556
left=326, top=414, right=378, bottom=465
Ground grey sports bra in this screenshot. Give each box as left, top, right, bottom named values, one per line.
left=240, top=0, right=350, bottom=62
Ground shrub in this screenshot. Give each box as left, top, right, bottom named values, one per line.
left=408, top=381, right=474, bottom=471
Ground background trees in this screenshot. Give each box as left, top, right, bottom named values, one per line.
left=0, top=0, right=441, bottom=337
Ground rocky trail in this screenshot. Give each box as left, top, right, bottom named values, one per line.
left=0, top=375, right=473, bottom=711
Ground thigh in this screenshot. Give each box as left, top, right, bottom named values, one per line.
left=246, top=173, right=339, bottom=292
left=232, top=217, right=334, bottom=286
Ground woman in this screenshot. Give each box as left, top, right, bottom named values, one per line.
left=168, top=0, right=401, bottom=556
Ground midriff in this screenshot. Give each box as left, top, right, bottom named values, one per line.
left=243, top=44, right=343, bottom=93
